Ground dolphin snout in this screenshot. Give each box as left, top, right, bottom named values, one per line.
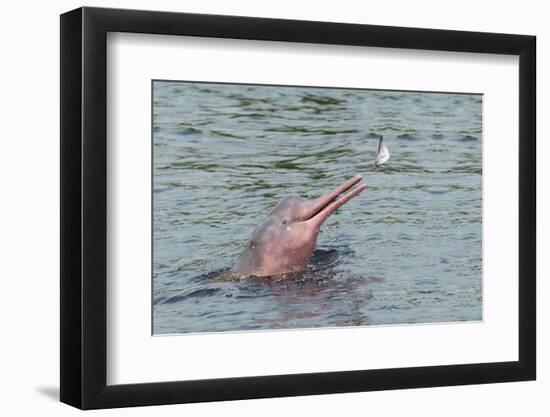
left=302, top=175, right=367, bottom=226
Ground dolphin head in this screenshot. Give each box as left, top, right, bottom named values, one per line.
left=232, top=175, right=367, bottom=277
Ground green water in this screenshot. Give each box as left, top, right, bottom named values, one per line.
left=152, top=81, right=482, bottom=334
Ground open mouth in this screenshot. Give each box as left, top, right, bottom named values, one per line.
left=301, top=175, right=368, bottom=225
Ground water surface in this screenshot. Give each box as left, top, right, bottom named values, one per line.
left=152, top=81, right=482, bottom=334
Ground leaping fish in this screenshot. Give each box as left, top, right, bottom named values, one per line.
left=375, top=135, right=390, bottom=167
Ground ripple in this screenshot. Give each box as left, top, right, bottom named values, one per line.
left=174, top=127, right=202, bottom=135
left=301, top=94, right=345, bottom=105
left=457, top=134, right=479, bottom=142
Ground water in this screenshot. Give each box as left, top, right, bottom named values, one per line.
left=152, top=81, right=482, bottom=334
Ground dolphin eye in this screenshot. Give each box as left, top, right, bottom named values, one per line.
left=281, top=219, right=288, bottom=225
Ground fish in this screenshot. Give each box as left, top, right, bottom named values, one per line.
left=375, top=135, right=390, bottom=167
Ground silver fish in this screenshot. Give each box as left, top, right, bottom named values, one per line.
left=375, top=136, right=390, bottom=167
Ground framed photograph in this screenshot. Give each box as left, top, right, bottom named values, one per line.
left=60, top=6, right=536, bottom=409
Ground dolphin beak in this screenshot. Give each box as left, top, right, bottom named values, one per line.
left=301, top=175, right=367, bottom=227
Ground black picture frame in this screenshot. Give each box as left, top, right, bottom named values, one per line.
left=60, top=6, right=536, bottom=410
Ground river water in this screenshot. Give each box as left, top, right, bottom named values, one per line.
left=152, top=81, right=482, bottom=334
